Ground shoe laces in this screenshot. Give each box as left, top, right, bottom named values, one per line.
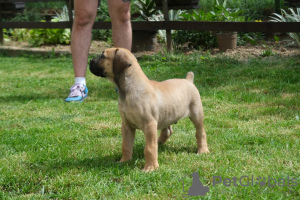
left=68, top=83, right=86, bottom=97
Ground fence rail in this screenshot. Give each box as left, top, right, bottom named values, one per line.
left=0, top=21, right=300, bottom=33
left=1, top=0, right=300, bottom=48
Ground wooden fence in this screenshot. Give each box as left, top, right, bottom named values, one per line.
left=1, top=0, right=300, bottom=49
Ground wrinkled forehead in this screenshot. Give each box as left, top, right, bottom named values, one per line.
left=103, top=48, right=118, bottom=59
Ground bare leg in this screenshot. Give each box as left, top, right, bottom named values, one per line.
left=108, top=0, right=132, bottom=50
left=158, top=126, right=173, bottom=144
left=71, top=0, right=132, bottom=78
left=143, top=121, right=159, bottom=172
left=120, top=121, right=136, bottom=162
left=67, top=0, right=132, bottom=101
left=71, top=0, right=98, bottom=78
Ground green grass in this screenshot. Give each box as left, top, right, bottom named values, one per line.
left=0, top=52, right=299, bottom=199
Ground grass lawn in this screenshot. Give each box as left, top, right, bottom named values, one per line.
left=0, top=52, right=299, bottom=199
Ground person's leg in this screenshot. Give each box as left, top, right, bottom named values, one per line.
left=66, top=0, right=132, bottom=102
left=108, top=0, right=132, bottom=50
left=65, top=0, right=98, bottom=102
left=72, top=0, right=98, bottom=80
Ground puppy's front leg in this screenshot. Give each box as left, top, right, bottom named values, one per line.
left=142, top=121, right=159, bottom=172
left=120, top=121, right=136, bottom=162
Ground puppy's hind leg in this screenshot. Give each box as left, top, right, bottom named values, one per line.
left=189, top=104, right=209, bottom=154
left=158, top=126, right=173, bottom=145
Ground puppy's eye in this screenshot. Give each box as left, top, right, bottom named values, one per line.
left=100, top=51, right=106, bottom=58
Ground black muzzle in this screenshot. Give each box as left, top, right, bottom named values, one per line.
left=89, top=58, right=106, bottom=77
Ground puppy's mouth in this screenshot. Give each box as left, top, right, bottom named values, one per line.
left=89, top=59, right=106, bottom=78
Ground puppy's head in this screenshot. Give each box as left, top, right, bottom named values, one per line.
left=89, top=48, right=134, bottom=81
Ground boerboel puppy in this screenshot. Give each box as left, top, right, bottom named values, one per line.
left=89, top=48, right=209, bottom=172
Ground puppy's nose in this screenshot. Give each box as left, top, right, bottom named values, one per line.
left=89, top=59, right=98, bottom=75
left=90, top=58, right=97, bottom=67
left=89, top=59, right=106, bottom=77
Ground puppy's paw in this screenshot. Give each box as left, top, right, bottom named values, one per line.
left=119, top=157, right=131, bottom=163
left=142, top=163, right=159, bottom=172
left=197, top=148, right=209, bottom=154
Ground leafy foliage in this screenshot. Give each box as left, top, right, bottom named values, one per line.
left=199, top=0, right=275, bottom=20
left=240, top=31, right=265, bottom=46
left=172, top=0, right=250, bottom=49
left=172, top=8, right=217, bottom=49
left=173, top=30, right=218, bottom=50
left=53, top=5, right=70, bottom=21
left=270, top=8, right=300, bottom=47
left=9, top=28, right=30, bottom=42
left=209, top=0, right=246, bottom=22
left=28, top=19, right=70, bottom=46
left=4, top=5, right=71, bottom=46
left=2, top=29, right=10, bottom=42
left=134, top=0, right=158, bottom=21
left=92, top=1, right=112, bottom=42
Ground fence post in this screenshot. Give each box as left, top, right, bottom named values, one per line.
left=66, top=0, right=73, bottom=31
left=162, top=0, right=172, bottom=52
left=275, top=0, right=281, bottom=13
left=0, top=8, right=3, bottom=44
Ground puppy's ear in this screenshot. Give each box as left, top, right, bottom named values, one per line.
left=113, top=48, right=132, bottom=75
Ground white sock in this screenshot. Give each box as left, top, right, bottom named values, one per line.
left=75, top=77, right=86, bottom=86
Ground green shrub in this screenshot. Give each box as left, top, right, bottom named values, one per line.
left=2, top=29, right=10, bottom=42
left=7, top=9, right=42, bottom=22
left=200, top=0, right=275, bottom=20
left=92, top=0, right=112, bottom=42
left=270, top=8, right=300, bottom=47
left=210, top=0, right=247, bottom=22
left=230, top=0, right=275, bottom=20
left=173, top=0, right=247, bottom=49
left=28, top=19, right=70, bottom=46
left=172, top=9, right=216, bottom=50
left=10, top=28, right=30, bottom=42
left=8, top=2, right=65, bottom=22
left=5, top=5, right=71, bottom=46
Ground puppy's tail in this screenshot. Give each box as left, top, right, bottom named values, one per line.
left=186, top=72, right=194, bottom=83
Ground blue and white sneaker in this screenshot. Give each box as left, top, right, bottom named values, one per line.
left=65, top=83, right=88, bottom=102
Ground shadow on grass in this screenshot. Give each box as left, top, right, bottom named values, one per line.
left=0, top=85, right=118, bottom=103
left=0, top=94, right=64, bottom=103
left=158, top=143, right=197, bottom=154
left=26, top=142, right=197, bottom=177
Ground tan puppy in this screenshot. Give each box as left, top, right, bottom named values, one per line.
left=90, top=48, right=209, bottom=172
